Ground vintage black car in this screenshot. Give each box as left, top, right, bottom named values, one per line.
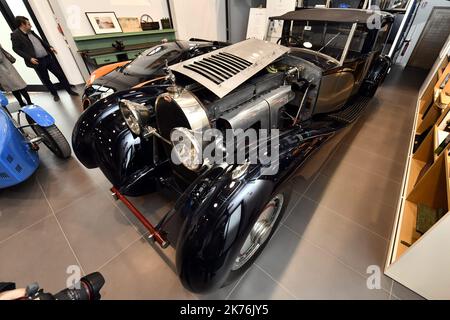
left=82, top=39, right=228, bottom=109
left=73, top=8, right=393, bottom=294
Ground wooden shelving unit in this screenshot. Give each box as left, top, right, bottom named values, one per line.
left=385, top=39, right=450, bottom=299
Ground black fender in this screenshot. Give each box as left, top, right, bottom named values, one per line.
left=369, top=55, right=391, bottom=84
left=163, top=124, right=340, bottom=294
left=361, top=55, right=391, bottom=96
left=163, top=117, right=359, bottom=294
left=173, top=164, right=277, bottom=294
left=72, top=85, right=169, bottom=196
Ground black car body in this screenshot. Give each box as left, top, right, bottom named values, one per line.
left=73, top=8, right=393, bottom=293
left=82, top=40, right=228, bottom=109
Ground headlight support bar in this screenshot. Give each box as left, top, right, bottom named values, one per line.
left=111, top=187, right=169, bottom=249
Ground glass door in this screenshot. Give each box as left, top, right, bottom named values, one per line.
left=0, top=0, right=58, bottom=88
left=0, top=11, right=43, bottom=86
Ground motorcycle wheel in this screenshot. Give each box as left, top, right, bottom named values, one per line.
left=26, top=116, right=71, bottom=159
left=224, top=189, right=290, bottom=286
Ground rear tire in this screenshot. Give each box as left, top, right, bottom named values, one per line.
left=223, top=188, right=291, bottom=286
left=26, top=115, right=71, bottom=159
left=361, top=80, right=379, bottom=98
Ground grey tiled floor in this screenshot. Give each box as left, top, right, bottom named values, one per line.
left=0, top=66, right=427, bottom=299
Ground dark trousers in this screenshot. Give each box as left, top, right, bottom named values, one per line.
left=12, top=88, right=32, bottom=107
left=34, top=55, right=71, bottom=96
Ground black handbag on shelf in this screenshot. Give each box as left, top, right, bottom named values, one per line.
left=140, top=14, right=160, bottom=31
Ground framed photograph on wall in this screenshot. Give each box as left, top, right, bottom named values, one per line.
left=118, top=17, right=142, bottom=33
left=86, top=12, right=123, bottom=34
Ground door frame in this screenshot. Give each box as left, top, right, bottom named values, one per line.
left=407, top=6, right=450, bottom=69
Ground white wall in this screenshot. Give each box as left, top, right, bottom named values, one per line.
left=56, top=0, right=170, bottom=37
left=169, top=0, right=227, bottom=41
left=23, top=0, right=227, bottom=83
left=228, top=0, right=266, bottom=43
left=396, top=0, right=450, bottom=67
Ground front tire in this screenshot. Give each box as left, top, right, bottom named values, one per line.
left=26, top=116, right=71, bottom=159
left=224, top=189, right=290, bottom=286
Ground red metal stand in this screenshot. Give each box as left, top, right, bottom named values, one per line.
left=111, top=187, right=169, bottom=248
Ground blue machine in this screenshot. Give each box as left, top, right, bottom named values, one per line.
left=0, top=92, right=71, bottom=189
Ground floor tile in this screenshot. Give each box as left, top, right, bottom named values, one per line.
left=376, top=87, right=418, bottom=107
left=256, top=226, right=390, bottom=299
left=343, top=120, right=411, bottom=164
left=329, top=142, right=406, bottom=183
left=56, top=190, right=141, bottom=271
left=115, top=191, right=176, bottom=236
left=361, top=98, right=415, bottom=129
left=0, top=216, right=79, bottom=292
left=36, top=157, right=100, bottom=212
left=228, top=265, right=295, bottom=300
left=320, top=159, right=402, bottom=207
left=305, top=174, right=396, bottom=239
left=391, top=281, right=425, bottom=300
left=99, top=237, right=195, bottom=300
left=285, top=197, right=392, bottom=291
left=0, top=176, right=52, bottom=242
left=280, top=190, right=302, bottom=224
left=289, top=172, right=319, bottom=195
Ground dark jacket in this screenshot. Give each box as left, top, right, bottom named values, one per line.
left=11, top=29, right=52, bottom=68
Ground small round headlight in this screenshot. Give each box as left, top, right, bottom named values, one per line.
left=119, top=99, right=151, bottom=136
left=170, top=127, right=203, bottom=171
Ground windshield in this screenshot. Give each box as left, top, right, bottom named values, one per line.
left=269, top=19, right=370, bottom=63
left=123, top=43, right=182, bottom=76
left=289, top=21, right=353, bottom=61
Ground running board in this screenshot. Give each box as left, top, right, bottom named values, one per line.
left=327, top=96, right=370, bottom=124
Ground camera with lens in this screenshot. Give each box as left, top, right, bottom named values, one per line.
left=0, top=272, right=105, bottom=301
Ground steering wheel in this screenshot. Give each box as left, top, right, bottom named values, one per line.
left=277, top=35, right=303, bottom=47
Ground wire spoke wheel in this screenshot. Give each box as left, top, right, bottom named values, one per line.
left=26, top=115, right=71, bottom=159
left=232, top=194, right=284, bottom=271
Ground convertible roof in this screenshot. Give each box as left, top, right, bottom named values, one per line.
left=270, top=8, right=393, bottom=24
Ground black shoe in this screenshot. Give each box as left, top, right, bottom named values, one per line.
left=53, top=95, right=60, bottom=102
left=67, top=90, right=79, bottom=96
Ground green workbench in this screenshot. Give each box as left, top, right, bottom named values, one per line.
left=74, top=29, right=176, bottom=69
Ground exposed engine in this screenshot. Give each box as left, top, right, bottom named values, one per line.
left=154, top=46, right=322, bottom=142
left=119, top=39, right=323, bottom=176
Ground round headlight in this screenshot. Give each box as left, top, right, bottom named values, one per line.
left=119, top=99, right=150, bottom=136
left=170, top=127, right=203, bottom=171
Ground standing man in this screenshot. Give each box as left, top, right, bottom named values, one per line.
left=11, top=16, right=78, bottom=102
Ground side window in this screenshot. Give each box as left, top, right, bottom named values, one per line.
left=302, top=0, right=327, bottom=7
left=374, top=24, right=390, bottom=52
left=330, top=0, right=366, bottom=8
left=349, top=26, right=369, bottom=55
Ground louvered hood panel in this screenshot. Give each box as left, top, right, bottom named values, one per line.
left=169, top=38, right=289, bottom=98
